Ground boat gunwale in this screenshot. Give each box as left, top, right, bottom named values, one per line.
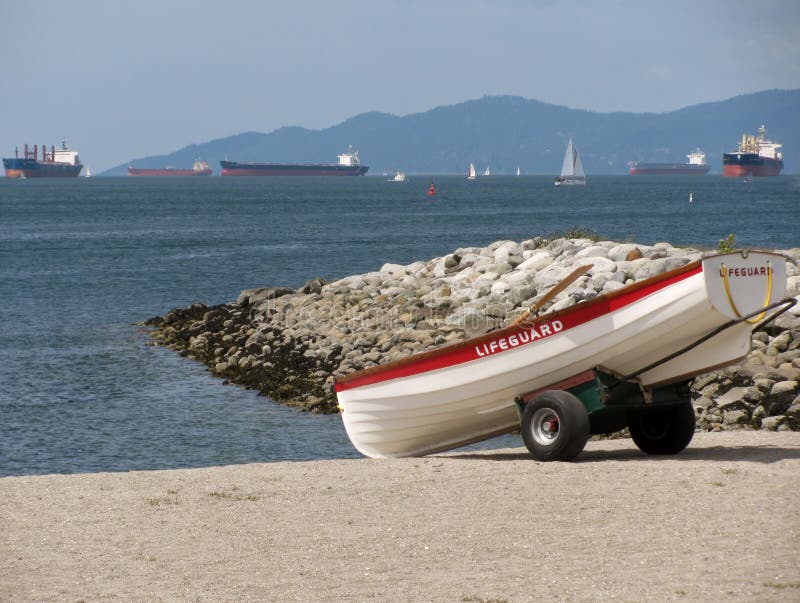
left=335, top=258, right=704, bottom=389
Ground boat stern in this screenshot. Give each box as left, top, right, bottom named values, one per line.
left=586, top=251, right=789, bottom=388
left=703, top=251, right=787, bottom=321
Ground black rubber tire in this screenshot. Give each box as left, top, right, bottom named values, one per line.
left=629, top=401, right=696, bottom=455
left=521, top=390, right=590, bottom=461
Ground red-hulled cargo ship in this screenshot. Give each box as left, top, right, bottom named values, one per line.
left=220, top=148, right=368, bottom=176
left=128, top=160, right=212, bottom=176
left=722, top=124, right=783, bottom=177
left=3, top=141, right=83, bottom=178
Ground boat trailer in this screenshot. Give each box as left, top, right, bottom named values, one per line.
left=513, top=297, right=797, bottom=461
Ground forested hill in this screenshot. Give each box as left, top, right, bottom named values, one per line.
left=105, top=89, right=799, bottom=175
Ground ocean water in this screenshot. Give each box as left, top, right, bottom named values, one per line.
left=1, top=175, right=798, bottom=476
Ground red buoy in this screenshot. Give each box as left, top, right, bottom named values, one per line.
left=427, top=182, right=436, bottom=196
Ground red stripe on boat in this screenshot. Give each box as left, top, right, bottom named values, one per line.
left=335, top=263, right=703, bottom=392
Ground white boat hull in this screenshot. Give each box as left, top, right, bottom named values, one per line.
left=554, top=177, right=586, bottom=186
left=336, top=252, right=787, bottom=458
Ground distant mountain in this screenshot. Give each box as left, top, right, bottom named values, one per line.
left=104, top=89, right=799, bottom=176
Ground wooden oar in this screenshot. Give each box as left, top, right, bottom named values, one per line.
left=512, top=264, right=593, bottom=326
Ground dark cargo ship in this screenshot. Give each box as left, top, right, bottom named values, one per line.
left=722, top=125, right=783, bottom=177
left=128, top=160, right=212, bottom=176
left=220, top=148, right=368, bottom=176
left=2, top=141, right=83, bottom=178
left=628, top=148, right=710, bottom=175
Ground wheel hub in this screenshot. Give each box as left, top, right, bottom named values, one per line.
left=531, top=408, right=560, bottom=445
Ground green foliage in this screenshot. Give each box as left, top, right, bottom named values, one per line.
left=561, top=226, right=600, bottom=241
left=717, top=233, right=736, bottom=253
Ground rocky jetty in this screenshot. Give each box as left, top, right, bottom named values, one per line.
left=146, top=237, right=800, bottom=431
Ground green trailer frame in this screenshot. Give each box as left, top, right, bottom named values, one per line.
left=514, top=368, right=693, bottom=435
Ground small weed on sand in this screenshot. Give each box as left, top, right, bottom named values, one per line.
left=763, top=581, right=800, bottom=589
left=145, top=490, right=179, bottom=506
left=208, top=488, right=260, bottom=502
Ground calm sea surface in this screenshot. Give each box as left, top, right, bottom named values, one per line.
left=1, top=175, right=798, bottom=476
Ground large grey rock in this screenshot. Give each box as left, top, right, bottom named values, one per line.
left=776, top=363, right=800, bottom=381
left=301, top=277, right=327, bottom=295
left=765, top=380, right=799, bottom=415
left=608, top=244, right=647, bottom=261
left=723, top=409, right=749, bottom=426
left=714, top=387, right=751, bottom=411
left=633, top=257, right=692, bottom=280
left=761, top=416, right=786, bottom=431
left=575, top=245, right=611, bottom=260
left=237, top=286, right=295, bottom=306
left=692, top=373, right=719, bottom=392
left=380, top=263, right=408, bottom=276
left=585, top=257, right=617, bottom=273
left=517, top=251, right=553, bottom=271
left=444, top=254, right=460, bottom=269
left=767, top=331, right=793, bottom=354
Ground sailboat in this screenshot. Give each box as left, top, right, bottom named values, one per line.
left=483, top=166, right=491, bottom=176
left=467, top=163, right=477, bottom=180
left=516, top=166, right=521, bottom=176
left=554, top=137, right=586, bottom=186
left=84, top=165, right=91, bottom=178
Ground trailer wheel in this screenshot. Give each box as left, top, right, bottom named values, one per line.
left=521, top=390, right=590, bottom=461
left=629, top=401, right=696, bottom=455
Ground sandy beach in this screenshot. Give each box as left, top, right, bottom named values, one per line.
left=3, top=431, right=799, bottom=602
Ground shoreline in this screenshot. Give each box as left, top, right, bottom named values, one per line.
left=146, top=236, right=800, bottom=431
left=3, top=431, right=800, bottom=601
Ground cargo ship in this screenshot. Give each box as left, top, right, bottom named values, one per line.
left=220, top=148, right=368, bottom=176
left=722, top=124, right=783, bottom=177
left=2, top=157, right=25, bottom=178
left=3, top=141, right=83, bottom=178
left=628, top=148, right=710, bottom=176
left=128, top=159, right=212, bottom=176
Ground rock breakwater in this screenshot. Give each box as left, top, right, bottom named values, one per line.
left=146, top=237, right=800, bottom=431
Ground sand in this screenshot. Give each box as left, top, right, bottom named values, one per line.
left=2, top=431, right=800, bottom=602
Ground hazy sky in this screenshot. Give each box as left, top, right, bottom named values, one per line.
left=2, top=0, right=798, bottom=172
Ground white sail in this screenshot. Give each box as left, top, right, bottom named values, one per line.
left=468, top=163, right=476, bottom=179
left=560, top=137, right=576, bottom=176
left=516, top=166, right=521, bottom=176
left=483, top=166, right=490, bottom=176
left=573, top=148, right=585, bottom=178
left=555, top=137, right=586, bottom=185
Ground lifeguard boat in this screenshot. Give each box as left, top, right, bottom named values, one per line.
left=336, top=251, right=794, bottom=461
